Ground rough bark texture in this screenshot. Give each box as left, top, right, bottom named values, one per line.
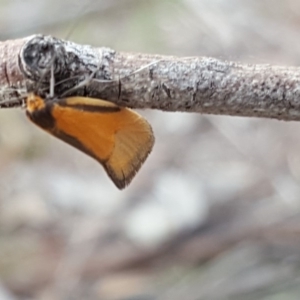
left=1, top=34, right=300, bottom=121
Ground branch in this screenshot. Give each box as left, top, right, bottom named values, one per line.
left=1, top=34, right=300, bottom=121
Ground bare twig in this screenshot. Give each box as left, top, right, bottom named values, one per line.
left=1, top=34, right=300, bottom=121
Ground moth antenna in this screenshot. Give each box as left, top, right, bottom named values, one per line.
left=50, top=63, right=55, bottom=98
left=64, top=1, right=93, bottom=40
left=60, top=51, right=104, bottom=98
left=92, top=59, right=163, bottom=85
left=59, top=58, right=162, bottom=98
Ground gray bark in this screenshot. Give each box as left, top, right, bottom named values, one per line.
left=1, top=34, right=300, bottom=121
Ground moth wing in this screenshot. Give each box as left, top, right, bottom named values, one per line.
left=31, top=96, right=154, bottom=189
left=104, top=108, right=154, bottom=188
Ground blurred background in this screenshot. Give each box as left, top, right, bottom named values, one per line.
left=1, top=0, right=300, bottom=299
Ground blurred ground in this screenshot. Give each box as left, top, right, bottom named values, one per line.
left=1, top=0, right=300, bottom=299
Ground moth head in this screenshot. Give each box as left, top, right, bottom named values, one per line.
left=26, top=93, right=47, bottom=113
